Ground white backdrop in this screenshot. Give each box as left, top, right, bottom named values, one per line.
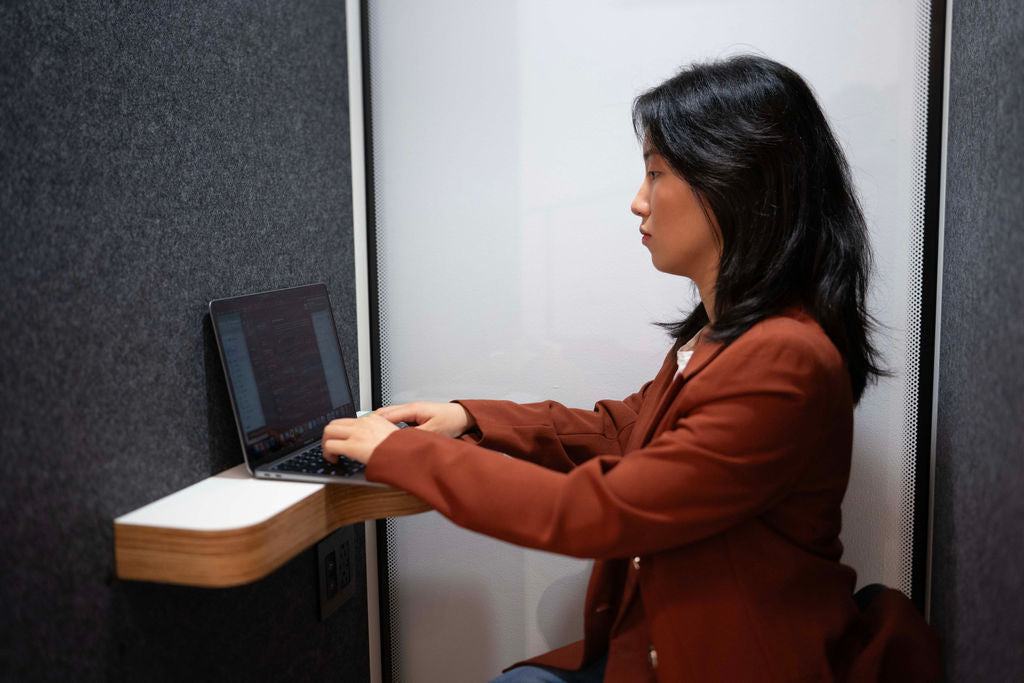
left=365, top=1, right=933, bottom=679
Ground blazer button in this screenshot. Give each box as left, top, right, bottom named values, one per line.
left=648, top=645, right=658, bottom=669
left=632, top=555, right=641, bottom=570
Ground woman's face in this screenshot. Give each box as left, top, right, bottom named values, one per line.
left=631, top=147, right=721, bottom=291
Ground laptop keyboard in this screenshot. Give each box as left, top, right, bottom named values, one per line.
left=270, top=445, right=366, bottom=477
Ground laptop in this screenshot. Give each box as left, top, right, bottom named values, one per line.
left=209, top=283, right=387, bottom=487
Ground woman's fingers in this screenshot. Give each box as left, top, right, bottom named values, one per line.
left=321, top=440, right=342, bottom=463
left=321, top=418, right=357, bottom=463
left=320, top=404, right=471, bottom=465
left=374, top=402, right=474, bottom=438
left=320, top=415, right=398, bottom=465
left=375, top=403, right=422, bottom=424
left=322, top=418, right=357, bottom=439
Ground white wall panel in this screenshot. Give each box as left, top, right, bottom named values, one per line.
left=367, top=2, right=933, bottom=679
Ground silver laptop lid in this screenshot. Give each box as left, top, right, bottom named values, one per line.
left=208, top=283, right=356, bottom=472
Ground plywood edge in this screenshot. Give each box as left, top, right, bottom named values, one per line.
left=115, top=483, right=430, bottom=587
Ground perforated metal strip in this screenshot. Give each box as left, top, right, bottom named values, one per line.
left=897, top=0, right=936, bottom=598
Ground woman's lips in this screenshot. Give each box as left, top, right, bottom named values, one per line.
left=640, top=227, right=651, bottom=244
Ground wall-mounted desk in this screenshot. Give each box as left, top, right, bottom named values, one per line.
left=114, top=464, right=430, bottom=587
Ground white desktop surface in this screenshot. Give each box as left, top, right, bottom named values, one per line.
left=114, top=464, right=323, bottom=532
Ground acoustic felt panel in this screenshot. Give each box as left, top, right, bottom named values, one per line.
left=0, top=1, right=366, bottom=679
left=930, top=0, right=1024, bottom=679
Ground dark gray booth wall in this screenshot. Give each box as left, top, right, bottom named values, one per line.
left=931, top=0, right=1024, bottom=680
left=0, top=2, right=368, bottom=681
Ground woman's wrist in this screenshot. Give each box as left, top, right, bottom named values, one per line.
left=452, top=401, right=478, bottom=435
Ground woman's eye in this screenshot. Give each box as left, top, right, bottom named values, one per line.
left=648, top=171, right=660, bottom=179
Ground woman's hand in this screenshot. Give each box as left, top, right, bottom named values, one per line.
left=375, top=402, right=476, bottom=438
left=321, top=414, right=398, bottom=465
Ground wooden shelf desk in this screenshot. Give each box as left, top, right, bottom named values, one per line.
left=114, top=464, right=430, bottom=587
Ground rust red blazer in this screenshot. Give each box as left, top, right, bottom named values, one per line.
left=367, top=310, right=940, bottom=681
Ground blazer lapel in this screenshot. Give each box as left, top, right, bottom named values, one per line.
left=631, top=337, right=726, bottom=449
left=613, top=338, right=728, bottom=629
left=680, top=335, right=725, bottom=381
left=625, top=347, right=677, bottom=452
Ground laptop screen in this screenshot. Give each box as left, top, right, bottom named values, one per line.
left=210, top=284, right=355, bottom=468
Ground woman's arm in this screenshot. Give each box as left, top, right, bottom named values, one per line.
left=367, top=357, right=665, bottom=471
left=323, top=386, right=652, bottom=473
left=362, top=329, right=849, bottom=560
left=374, top=402, right=477, bottom=438
left=453, top=385, right=653, bottom=471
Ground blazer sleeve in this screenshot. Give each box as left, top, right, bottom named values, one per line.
left=366, top=333, right=846, bottom=560
left=453, top=381, right=653, bottom=472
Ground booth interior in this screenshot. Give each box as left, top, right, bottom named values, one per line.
left=1, top=1, right=1021, bottom=682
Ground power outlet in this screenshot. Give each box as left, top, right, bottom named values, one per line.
left=317, top=524, right=355, bottom=621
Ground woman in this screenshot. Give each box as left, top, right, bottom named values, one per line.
left=322, top=55, right=940, bottom=681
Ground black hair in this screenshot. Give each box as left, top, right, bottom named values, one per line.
left=632, top=54, right=885, bottom=403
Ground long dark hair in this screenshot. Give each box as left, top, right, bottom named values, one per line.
left=632, top=55, right=885, bottom=402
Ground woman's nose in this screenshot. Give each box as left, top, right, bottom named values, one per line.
left=631, top=186, right=649, bottom=218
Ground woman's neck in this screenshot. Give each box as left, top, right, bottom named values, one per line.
left=698, top=284, right=716, bottom=324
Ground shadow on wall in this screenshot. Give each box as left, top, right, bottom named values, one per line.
left=397, top=576, right=498, bottom=681
left=536, top=564, right=590, bottom=651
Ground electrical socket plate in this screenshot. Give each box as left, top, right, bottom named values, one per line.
left=317, top=524, right=355, bottom=621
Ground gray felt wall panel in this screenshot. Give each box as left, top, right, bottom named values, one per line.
left=0, top=1, right=367, bottom=680
left=930, top=0, right=1024, bottom=679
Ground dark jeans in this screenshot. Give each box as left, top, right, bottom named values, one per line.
left=488, top=655, right=607, bottom=683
